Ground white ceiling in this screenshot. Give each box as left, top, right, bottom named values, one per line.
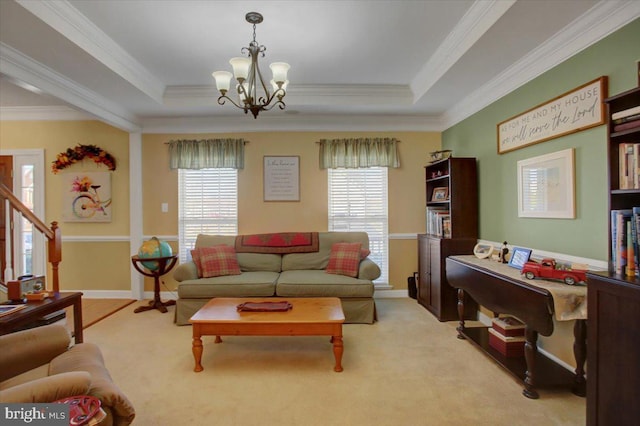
left=0, top=0, right=638, bottom=133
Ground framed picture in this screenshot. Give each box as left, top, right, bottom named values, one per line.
left=62, top=172, right=112, bottom=222
left=508, top=247, right=532, bottom=269
left=431, top=187, right=449, bottom=201
left=517, top=148, right=575, bottom=218
left=264, top=156, right=300, bottom=202
left=473, top=243, right=494, bottom=259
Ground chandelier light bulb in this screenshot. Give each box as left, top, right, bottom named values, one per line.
left=270, top=62, right=290, bottom=84
left=212, top=71, right=232, bottom=94
left=229, top=57, right=251, bottom=81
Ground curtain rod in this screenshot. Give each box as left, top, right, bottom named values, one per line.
left=315, top=139, right=401, bottom=143
left=164, top=140, right=249, bottom=145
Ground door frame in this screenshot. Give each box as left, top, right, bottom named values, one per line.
left=0, top=149, right=46, bottom=278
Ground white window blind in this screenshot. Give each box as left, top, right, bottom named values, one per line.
left=328, top=167, right=388, bottom=284
left=178, top=168, right=237, bottom=262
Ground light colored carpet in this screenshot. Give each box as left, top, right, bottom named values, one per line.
left=83, top=298, right=585, bottom=426
left=64, top=298, right=135, bottom=329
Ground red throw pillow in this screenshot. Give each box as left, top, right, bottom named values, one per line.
left=361, top=248, right=371, bottom=259
left=191, top=245, right=241, bottom=278
left=326, top=242, right=362, bottom=277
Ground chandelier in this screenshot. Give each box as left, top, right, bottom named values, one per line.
left=212, top=12, right=290, bottom=119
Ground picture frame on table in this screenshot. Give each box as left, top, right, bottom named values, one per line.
left=431, top=187, right=449, bottom=202
left=508, top=247, right=532, bottom=269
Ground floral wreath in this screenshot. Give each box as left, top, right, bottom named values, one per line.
left=52, top=144, right=116, bottom=174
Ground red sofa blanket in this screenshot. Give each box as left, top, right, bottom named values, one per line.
left=234, top=232, right=319, bottom=254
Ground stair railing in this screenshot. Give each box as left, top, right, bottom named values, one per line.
left=0, top=182, right=61, bottom=292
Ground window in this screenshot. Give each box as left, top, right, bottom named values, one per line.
left=178, top=168, right=238, bottom=262
left=328, top=167, right=388, bottom=284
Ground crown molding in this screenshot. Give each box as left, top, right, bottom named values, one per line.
left=15, top=0, right=165, bottom=104
left=441, top=0, right=640, bottom=129
left=0, top=42, right=141, bottom=131
left=411, top=0, right=516, bottom=102
left=0, top=105, right=92, bottom=121
left=163, top=84, right=414, bottom=107
left=141, top=113, right=444, bottom=134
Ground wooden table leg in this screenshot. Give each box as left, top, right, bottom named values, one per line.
left=192, top=329, right=203, bottom=372
left=73, top=297, right=84, bottom=344
left=572, top=319, right=587, bottom=397
left=523, top=327, right=539, bottom=399
left=456, top=289, right=466, bottom=340
left=332, top=334, right=343, bottom=372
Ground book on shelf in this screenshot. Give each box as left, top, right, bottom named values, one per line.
left=613, top=113, right=640, bottom=125
left=612, top=105, right=640, bottom=121
left=634, top=207, right=640, bottom=277
left=0, top=304, right=26, bottom=318
left=610, top=208, right=640, bottom=276
left=613, top=119, right=640, bottom=133
left=426, top=207, right=449, bottom=237
left=442, top=217, right=452, bottom=239
left=618, top=143, right=640, bottom=189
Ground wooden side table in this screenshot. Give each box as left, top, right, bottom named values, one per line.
left=131, top=255, right=178, bottom=313
left=0, top=292, right=84, bottom=343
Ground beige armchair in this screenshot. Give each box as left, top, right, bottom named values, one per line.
left=0, top=324, right=135, bottom=426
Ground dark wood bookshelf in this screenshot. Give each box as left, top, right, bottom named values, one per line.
left=418, top=157, right=478, bottom=321
left=587, top=86, right=640, bottom=426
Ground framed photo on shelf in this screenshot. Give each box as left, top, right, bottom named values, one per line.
left=431, top=187, right=449, bottom=201
left=508, top=247, right=532, bottom=269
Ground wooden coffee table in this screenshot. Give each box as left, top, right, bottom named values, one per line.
left=189, top=297, right=345, bottom=372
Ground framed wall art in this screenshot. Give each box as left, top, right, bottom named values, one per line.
left=497, top=77, right=607, bottom=154
left=62, top=172, right=112, bottom=222
left=517, top=148, right=575, bottom=218
left=264, top=156, right=300, bottom=202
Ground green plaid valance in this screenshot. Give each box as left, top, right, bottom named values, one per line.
left=168, top=139, right=246, bottom=169
left=318, top=138, right=400, bottom=169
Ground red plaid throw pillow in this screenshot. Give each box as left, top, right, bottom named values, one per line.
left=326, top=242, right=362, bottom=277
left=191, top=245, right=241, bottom=278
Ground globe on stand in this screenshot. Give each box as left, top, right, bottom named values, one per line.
left=131, top=237, right=178, bottom=314
left=137, top=237, right=172, bottom=271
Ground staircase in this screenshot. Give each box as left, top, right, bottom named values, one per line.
left=0, top=182, right=61, bottom=292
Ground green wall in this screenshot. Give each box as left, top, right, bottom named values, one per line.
left=443, top=18, right=640, bottom=261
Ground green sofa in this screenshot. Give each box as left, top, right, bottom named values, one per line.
left=172, top=232, right=380, bottom=325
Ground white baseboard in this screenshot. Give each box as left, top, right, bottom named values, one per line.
left=374, top=289, right=409, bottom=298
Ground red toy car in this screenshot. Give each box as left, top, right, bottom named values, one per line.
left=521, top=258, right=587, bottom=285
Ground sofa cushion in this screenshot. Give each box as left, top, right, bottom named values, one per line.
left=194, top=234, right=282, bottom=272
left=282, top=232, right=370, bottom=271
left=177, top=271, right=279, bottom=298
left=276, top=270, right=374, bottom=298
left=191, top=245, right=241, bottom=278
left=326, top=242, right=362, bottom=277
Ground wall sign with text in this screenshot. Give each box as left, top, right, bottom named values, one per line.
left=497, top=77, right=608, bottom=154
left=263, top=156, right=300, bottom=201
